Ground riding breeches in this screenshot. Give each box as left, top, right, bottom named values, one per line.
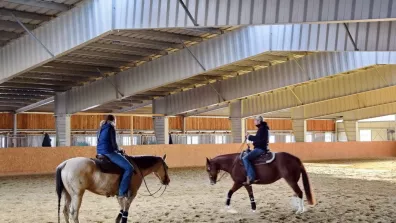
left=104, top=152, right=134, bottom=196
left=242, top=148, right=265, bottom=180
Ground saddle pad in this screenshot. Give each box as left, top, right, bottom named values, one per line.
left=91, top=158, right=124, bottom=174
left=239, top=150, right=276, bottom=165
left=91, top=155, right=137, bottom=175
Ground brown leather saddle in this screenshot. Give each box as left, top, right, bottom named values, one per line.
left=91, top=154, right=137, bottom=175
left=239, top=149, right=276, bottom=165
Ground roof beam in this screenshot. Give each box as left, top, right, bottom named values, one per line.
left=16, top=96, right=55, bottom=113
left=0, top=89, right=54, bottom=96
left=9, top=78, right=78, bottom=86
left=62, top=24, right=396, bottom=114
left=29, top=68, right=100, bottom=77
left=0, top=83, right=68, bottom=91
left=4, top=0, right=70, bottom=11
left=102, top=35, right=183, bottom=49
left=245, top=65, right=396, bottom=119
left=55, top=56, right=128, bottom=68
left=0, top=94, right=45, bottom=100
left=71, top=50, right=149, bottom=62
left=0, top=31, right=20, bottom=40
left=183, top=28, right=223, bottom=35
left=295, top=86, right=396, bottom=121
left=42, top=62, right=120, bottom=73
left=20, top=73, right=93, bottom=82
left=0, top=20, right=35, bottom=31
left=114, top=101, right=152, bottom=113
left=0, top=100, right=31, bottom=105
left=183, top=103, right=229, bottom=117
left=0, top=8, right=52, bottom=21
left=134, top=30, right=203, bottom=42
left=153, top=52, right=396, bottom=116
left=86, top=43, right=167, bottom=56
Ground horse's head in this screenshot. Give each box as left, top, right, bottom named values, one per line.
left=206, top=158, right=218, bottom=185
left=153, top=154, right=170, bottom=186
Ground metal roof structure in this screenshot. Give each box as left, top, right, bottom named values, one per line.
left=1, top=0, right=396, bottom=144
left=0, top=0, right=82, bottom=46
left=0, top=25, right=235, bottom=112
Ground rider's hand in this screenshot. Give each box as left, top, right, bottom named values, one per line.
left=245, top=132, right=250, bottom=139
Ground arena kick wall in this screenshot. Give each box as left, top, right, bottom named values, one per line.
left=0, top=142, right=395, bottom=176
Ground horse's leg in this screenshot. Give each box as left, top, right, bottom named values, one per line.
left=226, top=183, right=243, bottom=208
left=115, top=198, right=123, bottom=223
left=117, top=189, right=138, bottom=223
left=244, top=185, right=256, bottom=212
left=70, top=192, right=84, bottom=223
left=285, top=179, right=304, bottom=214
left=63, top=191, right=71, bottom=223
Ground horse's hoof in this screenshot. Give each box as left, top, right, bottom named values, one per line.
left=252, top=210, right=256, bottom=213
left=226, top=206, right=230, bottom=209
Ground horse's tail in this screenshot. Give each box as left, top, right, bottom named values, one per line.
left=56, top=161, right=67, bottom=223
left=301, top=164, right=315, bottom=205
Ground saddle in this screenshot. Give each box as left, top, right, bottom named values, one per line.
left=91, top=154, right=137, bottom=175
left=239, top=149, right=276, bottom=165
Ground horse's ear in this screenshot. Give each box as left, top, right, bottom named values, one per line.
left=206, top=157, right=210, bottom=164
left=163, top=154, right=167, bottom=161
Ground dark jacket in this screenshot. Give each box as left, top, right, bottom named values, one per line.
left=248, top=121, right=270, bottom=149
left=42, top=134, right=52, bottom=147
left=96, top=122, right=118, bottom=154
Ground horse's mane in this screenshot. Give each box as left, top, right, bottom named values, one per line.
left=127, top=155, right=162, bottom=169
left=212, top=153, right=239, bottom=162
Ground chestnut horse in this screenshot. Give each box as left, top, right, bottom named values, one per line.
left=55, top=155, right=170, bottom=223
left=206, top=152, right=315, bottom=214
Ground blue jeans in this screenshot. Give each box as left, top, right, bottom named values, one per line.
left=242, top=148, right=265, bottom=181
left=104, top=152, right=134, bottom=196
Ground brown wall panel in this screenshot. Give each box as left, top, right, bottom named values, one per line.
left=247, top=119, right=292, bottom=131
left=133, top=116, right=153, bottom=130
left=307, top=120, right=335, bottom=132
left=169, top=117, right=182, bottom=130
left=17, top=114, right=55, bottom=129
left=71, top=115, right=104, bottom=130
left=0, top=113, right=13, bottom=129
left=0, top=113, right=304, bottom=132
left=185, top=117, right=230, bottom=130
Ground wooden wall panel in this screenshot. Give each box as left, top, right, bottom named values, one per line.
left=71, top=115, right=104, bottom=130
left=0, top=113, right=13, bottom=129
left=116, top=116, right=131, bottom=130
left=134, top=116, right=153, bottom=130
left=185, top=117, right=231, bottom=130
left=0, top=113, right=305, bottom=132
left=307, top=120, right=335, bottom=131
left=169, top=117, right=182, bottom=130
left=17, top=114, right=55, bottom=129
left=247, top=119, right=292, bottom=131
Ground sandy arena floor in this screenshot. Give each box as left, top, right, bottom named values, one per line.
left=1, top=159, right=396, bottom=223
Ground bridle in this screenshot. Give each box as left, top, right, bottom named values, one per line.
left=208, top=139, right=248, bottom=183
left=131, top=158, right=169, bottom=198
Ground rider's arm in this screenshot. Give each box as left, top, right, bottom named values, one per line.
left=109, top=126, right=118, bottom=152
left=248, top=135, right=257, bottom=141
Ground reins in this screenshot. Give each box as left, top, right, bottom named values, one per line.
left=214, top=138, right=248, bottom=183
left=129, top=158, right=168, bottom=198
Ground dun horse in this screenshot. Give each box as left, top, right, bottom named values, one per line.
left=55, top=154, right=170, bottom=223
left=206, top=151, right=315, bottom=214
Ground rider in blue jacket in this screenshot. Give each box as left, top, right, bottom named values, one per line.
left=97, top=115, right=134, bottom=199
left=243, top=116, right=269, bottom=185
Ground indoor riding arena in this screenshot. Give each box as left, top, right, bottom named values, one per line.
left=1, top=1, right=396, bottom=223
